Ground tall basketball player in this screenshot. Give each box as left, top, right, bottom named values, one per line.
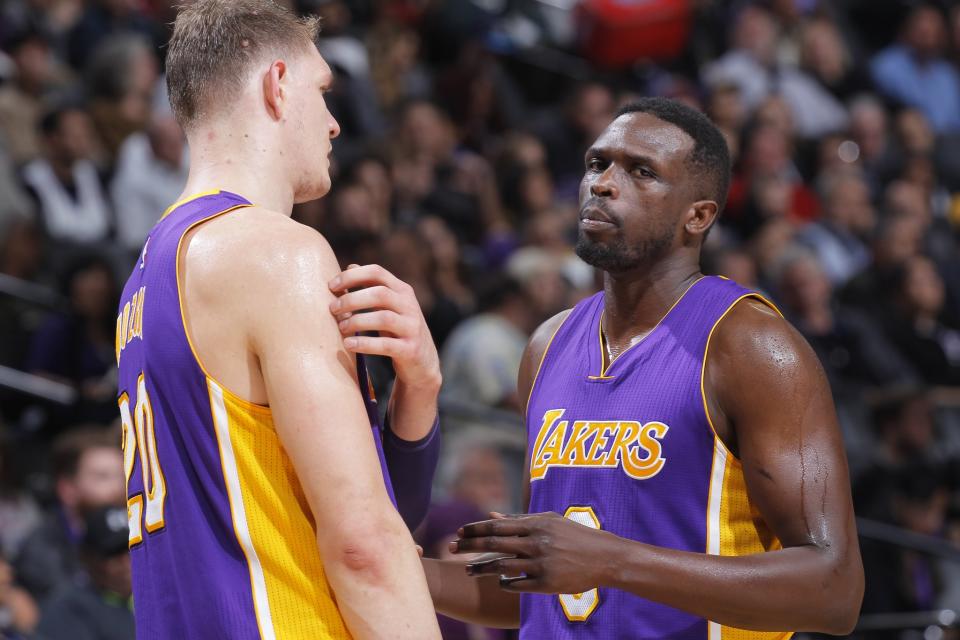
left=423, top=98, right=864, bottom=638
left=115, top=1, right=441, bottom=638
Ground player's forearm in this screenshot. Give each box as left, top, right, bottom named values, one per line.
left=603, top=536, right=863, bottom=634
left=387, top=376, right=440, bottom=442
left=321, top=519, right=441, bottom=639
left=423, top=557, right=520, bottom=629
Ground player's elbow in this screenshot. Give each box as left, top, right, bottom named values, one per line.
left=814, top=552, right=864, bottom=635
left=321, top=517, right=411, bottom=587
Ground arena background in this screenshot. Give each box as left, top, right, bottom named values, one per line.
left=0, top=0, right=959, bottom=637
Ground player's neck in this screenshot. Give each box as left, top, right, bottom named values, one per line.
left=181, top=127, right=296, bottom=216
left=601, top=255, right=701, bottom=343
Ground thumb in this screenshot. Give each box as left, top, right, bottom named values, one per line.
left=347, top=263, right=361, bottom=270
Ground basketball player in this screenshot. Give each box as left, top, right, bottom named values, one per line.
left=115, top=1, right=441, bottom=638
left=423, top=98, right=864, bottom=638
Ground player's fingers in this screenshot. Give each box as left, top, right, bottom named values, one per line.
left=331, top=286, right=399, bottom=314
left=458, top=517, right=530, bottom=539
left=329, top=264, right=405, bottom=294
left=338, top=310, right=410, bottom=336
left=449, top=535, right=532, bottom=556
left=498, top=575, right=548, bottom=593
left=342, top=335, right=407, bottom=359
left=465, top=557, right=534, bottom=579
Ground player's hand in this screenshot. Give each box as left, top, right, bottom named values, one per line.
left=449, top=512, right=617, bottom=594
left=329, top=264, right=441, bottom=390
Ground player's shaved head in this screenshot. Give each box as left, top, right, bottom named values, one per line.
left=166, top=0, right=321, bottom=129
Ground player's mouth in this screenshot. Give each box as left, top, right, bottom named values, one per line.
left=579, top=203, right=618, bottom=231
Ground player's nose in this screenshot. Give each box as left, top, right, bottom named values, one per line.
left=590, top=167, right=619, bottom=199
left=329, top=114, right=341, bottom=140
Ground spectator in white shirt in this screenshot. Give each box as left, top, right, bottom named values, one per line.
left=110, top=110, right=188, bottom=252
left=20, top=105, right=111, bottom=246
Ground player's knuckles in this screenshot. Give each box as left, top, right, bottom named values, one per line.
left=396, top=279, right=414, bottom=296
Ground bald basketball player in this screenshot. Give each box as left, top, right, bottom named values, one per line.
left=424, top=98, right=864, bottom=639
left=115, top=1, right=440, bottom=637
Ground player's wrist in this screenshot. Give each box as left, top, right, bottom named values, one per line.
left=595, top=532, right=636, bottom=591
left=392, top=371, right=442, bottom=406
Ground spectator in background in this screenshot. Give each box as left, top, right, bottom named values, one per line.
left=797, top=169, right=875, bottom=286
left=416, top=215, right=476, bottom=324
left=84, top=34, right=158, bottom=162
left=0, top=143, right=36, bottom=227
left=861, top=465, right=950, bottom=616
left=20, top=105, right=111, bottom=246
left=0, top=558, right=37, bottom=639
left=705, top=82, right=746, bottom=138
left=14, top=426, right=124, bottom=601
left=701, top=5, right=848, bottom=138
left=66, top=0, right=161, bottom=70
left=110, top=109, right=188, bottom=253
left=848, top=94, right=902, bottom=194
left=0, top=438, right=42, bottom=561
left=380, top=226, right=465, bottom=350
left=367, top=23, right=430, bottom=113
left=775, top=248, right=915, bottom=392
left=871, top=3, right=960, bottom=133
left=706, top=246, right=760, bottom=292
left=726, top=122, right=818, bottom=232
left=536, top=82, right=615, bottom=197
left=842, top=212, right=924, bottom=316
left=36, top=505, right=133, bottom=640
left=884, top=255, right=960, bottom=386
left=315, top=0, right=386, bottom=146
left=393, top=99, right=508, bottom=245
left=440, top=443, right=512, bottom=516
left=0, top=27, right=72, bottom=166
left=26, top=255, right=118, bottom=423
left=441, top=274, right=534, bottom=411
left=799, top=17, right=873, bottom=104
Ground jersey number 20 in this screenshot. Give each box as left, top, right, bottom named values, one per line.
left=118, top=373, right=167, bottom=546
left=559, top=506, right=601, bottom=622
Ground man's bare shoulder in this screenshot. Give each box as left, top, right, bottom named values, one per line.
left=710, top=298, right=809, bottom=366
left=186, top=206, right=340, bottom=295
left=710, top=297, right=823, bottom=390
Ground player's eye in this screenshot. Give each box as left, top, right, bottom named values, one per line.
left=586, top=158, right=605, bottom=172
left=633, top=166, right=655, bottom=179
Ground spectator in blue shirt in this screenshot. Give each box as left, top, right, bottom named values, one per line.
left=871, top=3, right=960, bottom=132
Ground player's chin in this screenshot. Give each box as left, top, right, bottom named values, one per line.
left=295, top=174, right=333, bottom=204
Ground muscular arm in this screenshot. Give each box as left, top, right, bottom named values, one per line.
left=457, top=300, right=864, bottom=634
left=248, top=226, right=440, bottom=639
left=424, top=310, right=571, bottom=628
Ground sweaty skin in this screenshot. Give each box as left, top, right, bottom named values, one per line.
left=178, top=40, right=440, bottom=639
left=425, top=111, right=863, bottom=634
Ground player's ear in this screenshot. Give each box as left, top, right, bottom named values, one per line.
left=263, top=59, right=288, bottom=121
left=684, top=199, right=718, bottom=240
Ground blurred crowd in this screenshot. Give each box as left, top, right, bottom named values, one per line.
left=0, top=0, right=959, bottom=638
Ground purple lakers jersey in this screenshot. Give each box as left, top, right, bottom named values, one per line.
left=523, top=276, right=791, bottom=640
left=116, top=190, right=394, bottom=638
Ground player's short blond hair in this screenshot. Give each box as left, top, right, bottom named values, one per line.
left=165, top=0, right=321, bottom=129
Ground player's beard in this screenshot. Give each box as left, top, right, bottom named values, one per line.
left=575, top=225, right=673, bottom=273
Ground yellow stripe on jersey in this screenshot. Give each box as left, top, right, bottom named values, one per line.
left=706, top=440, right=790, bottom=640
left=208, top=379, right=351, bottom=639
left=702, top=293, right=790, bottom=640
